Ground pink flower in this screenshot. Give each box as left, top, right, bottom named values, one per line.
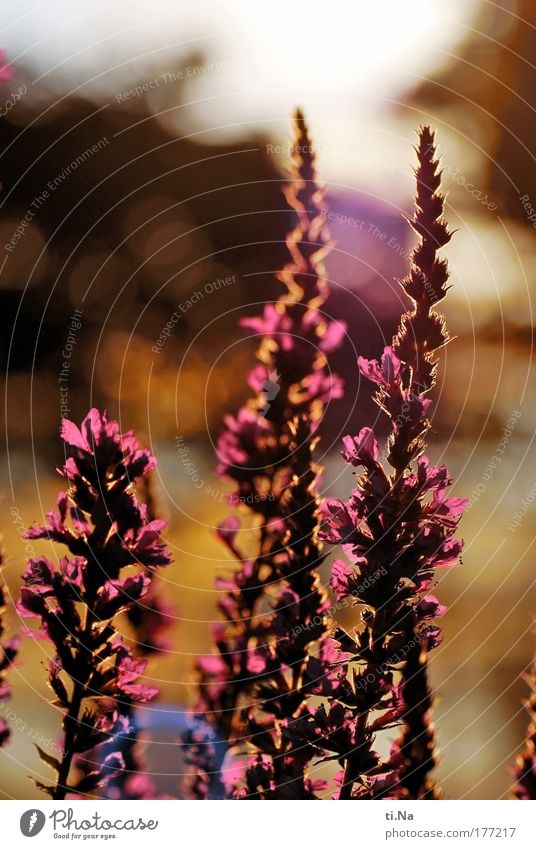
left=357, top=346, right=402, bottom=390
left=341, top=427, right=379, bottom=467
left=215, top=516, right=240, bottom=546
left=17, top=409, right=170, bottom=799
left=316, top=126, right=466, bottom=800
left=318, top=319, right=347, bottom=352
left=194, top=111, right=345, bottom=800
left=417, top=595, right=447, bottom=620
left=330, top=559, right=357, bottom=601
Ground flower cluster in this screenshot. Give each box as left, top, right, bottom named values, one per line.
left=0, top=556, right=19, bottom=747
left=301, top=127, right=467, bottom=799
left=196, top=110, right=344, bottom=730
left=0, top=117, right=486, bottom=802
left=228, top=417, right=346, bottom=798
left=17, top=409, right=171, bottom=799
left=90, top=580, right=173, bottom=801
left=182, top=719, right=225, bottom=801
left=191, top=110, right=345, bottom=796
left=107, top=480, right=175, bottom=801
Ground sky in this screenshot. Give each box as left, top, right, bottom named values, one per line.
left=1, top=0, right=482, bottom=184
left=4, top=0, right=528, bottom=307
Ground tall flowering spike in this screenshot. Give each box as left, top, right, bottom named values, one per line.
left=192, top=110, right=345, bottom=794
left=513, top=662, right=536, bottom=799
left=17, top=409, right=171, bottom=800
left=126, top=581, right=173, bottom=657
left=0, top=552, right=19, bottom=747
left=392, top=126, right=452, bottom=394
left=230, top=416, right=344, bottom=799
left=310, top=126, right=466, bottom=800
left=393, top=640, right=441, bottom=799
left=108, top=473, right=174, bottom=800
left=125, top=472, right=174, bottom=656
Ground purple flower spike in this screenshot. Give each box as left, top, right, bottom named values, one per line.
left=0, top=556, right=18, bottom=747
left=513, top=662, right=536, bottom=799
left=17, top=409, right=171, bottom=800
left=307, top=127, right=466, bottom=800
left=191, top=109, right=345, bottom=799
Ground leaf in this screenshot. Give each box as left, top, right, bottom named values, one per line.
left=34, top=744, right=60, bottom=772
left=73, top=771, right=102, bottom=793
left=30, top=776, right=55, bottom=796
left=49, top=673, right=69, bottom=705
left=48, top=698, right=68, bottom=709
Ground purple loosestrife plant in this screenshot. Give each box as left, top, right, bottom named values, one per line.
left=77, top=575, right=174, bottom=801
left=126, top=473, right=174, bottom=656
left=110, top=585, right=173, bottom=799
left=196, top=111, right=344, bottom=728
left=229, top=416, right=348, bottom=799
left=79, top=503, right=173, bottom=800
left=512, top=662, right=536, bottom=799
left=309, top=127, right=466, bottom=799
left=126, top=472, right=174, bottom=656
left=0, top=555, right=19, bottom=747
left=391, top=636, right=440, bottom=799
left=94, top=578, right=174, bottom=801
left=17, top=409, right=171, bottom=799
left=191, top=111, right=344, bottom=792
left=105, top=476, right=175, bottom=800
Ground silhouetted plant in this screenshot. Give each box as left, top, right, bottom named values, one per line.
left=393, top=637, right=440, bottom=799
left=84, top=572, right=173, bottom=800
left=16, top=410, right=171, bottom=799
left=0, top=553, right=19, bottom=747
left=292, top=127, right=466, bottom=799
left=105, top=474, right=175, bottom=800
left=5, top=117, right=477, bottom=803
left=512, top=660, right=536, bottom=799
left=229, top=415, right=348, bottom=798
left=190, top=110, right=345, bottom=796
left=68, top=475, right=174, bottom=800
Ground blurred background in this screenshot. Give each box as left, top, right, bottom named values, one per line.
left=0, top=0, right=535, bottom=799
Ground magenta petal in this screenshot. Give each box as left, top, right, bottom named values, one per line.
left=380, top=346, right=401, bottom=385
left=330, top=559, right=356, bottom=601
left=341, top=427, right=378, bottom=466
left=320, top=320, right=346, bottom=352
left=417, top=594, right=447, bottom=620
left=61, top=417, right=90, bottom=451
left=217, top=516, right=240, bottom=545
left=357, top=355, right=383, bottom=384
left=247, top=648, right=268, bottom=674
left=102, top=752, right=125, bottom=771
left=198, top=655, right=228, bottom=676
